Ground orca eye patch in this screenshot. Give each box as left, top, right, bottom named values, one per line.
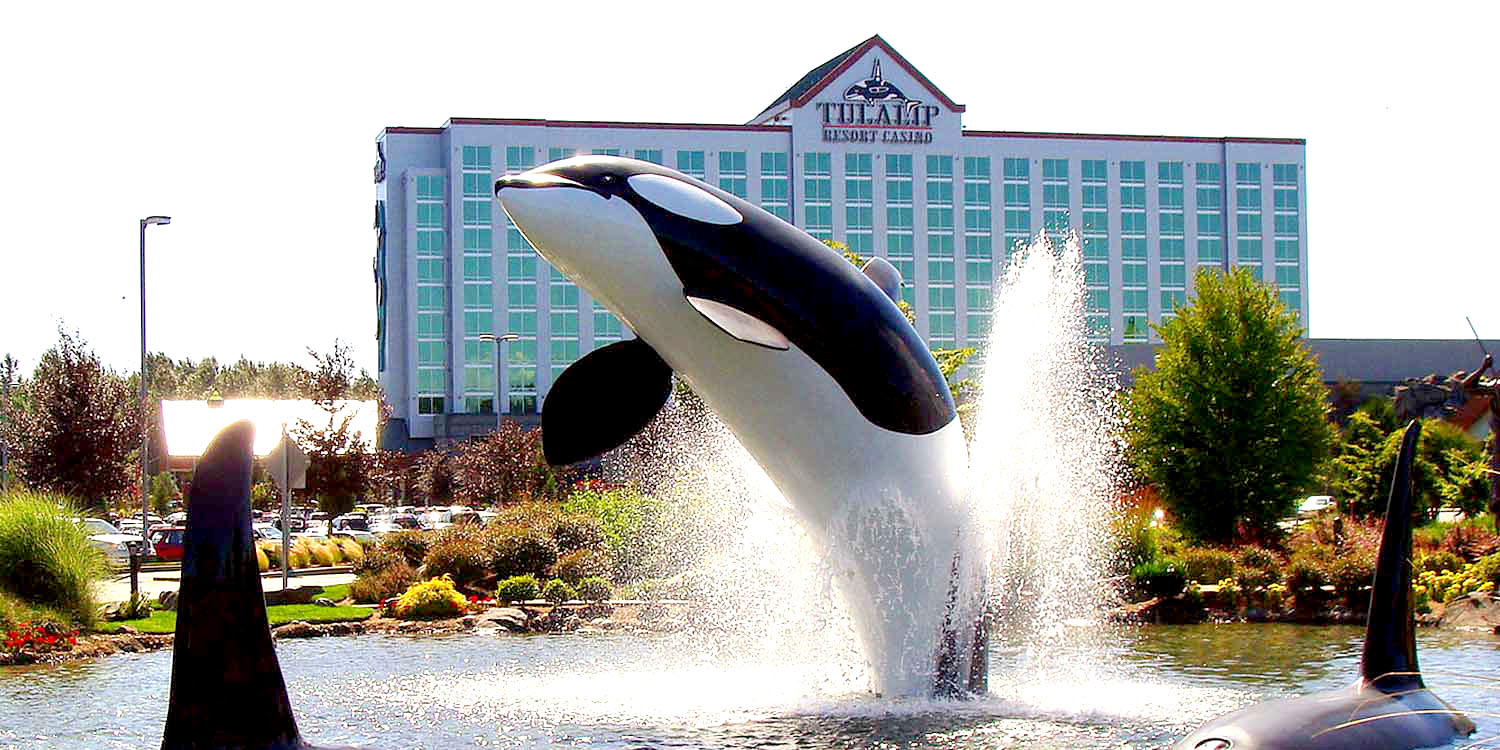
left=685, top=295, right=790, bottom=350
left=628, top=174, right=742, bottom=225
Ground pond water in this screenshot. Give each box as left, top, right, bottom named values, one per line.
left=1, top=624, right=1497, bottom=749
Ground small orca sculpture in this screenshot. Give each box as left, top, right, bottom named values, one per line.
left=161, top=420, right=358, bottom=750
left=844, top=58, right=920, bottom=109
left=1172, top=420, right=1475, bottom=750
left=495, top=156, right=987, bottom=698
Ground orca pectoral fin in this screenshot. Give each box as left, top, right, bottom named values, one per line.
left=542, top=337, right=673, bottom=466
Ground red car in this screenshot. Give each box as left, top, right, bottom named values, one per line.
left=149, top=526, right=187, bottom=561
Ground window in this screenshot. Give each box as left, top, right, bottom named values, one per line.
left=845, top=153, right=873, bottom=253
left=1081, top=159, right=1106, bottom=182
left=718, top=151, right=747, bottom=198
left=591, top=148, right=620, bottom=156
left=804, top=152, right=832, bottom=240
left=676, top=150, right=705, bottom=179
left=633, top=149, right=662, bottom=164
left=548, top=147, right=575, bottom=162
left=505, top=146, right=534, bottom=174
left=760, top=152, right=789, bottom=221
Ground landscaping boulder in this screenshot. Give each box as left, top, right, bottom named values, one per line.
left=1437, top=593, right=1500, bottom=631
left=313, top=597, right=336, bottom=607
left=272, top=621, right=319, bottom=639
left=263, top=587, right=319, bottom=607
left=475, top=607, right=529, bottom=633
left=156, top=590, right=178, bottom=611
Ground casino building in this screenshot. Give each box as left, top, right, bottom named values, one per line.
left=374, top=35, right=1307, bottom=450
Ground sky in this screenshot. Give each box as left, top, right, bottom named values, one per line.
left=2, top=1, right=1496, bottom=377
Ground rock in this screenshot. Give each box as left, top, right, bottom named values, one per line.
left=578, top=603, right=614, bottom=620
left=313, top=597, right=336, bottom=607
left=1437, top=593, right=1500, bottom=631
left=156, top=590, right=178, bottom=611
left=116, top=626, right=139, bottom=636
left=1245, top=607, right=1271, bottom=623
left=476, top=607, right=530, bottom=633
left=533, top=609, right=580, bottom=633
left=272, top=621, right=320, bottom=639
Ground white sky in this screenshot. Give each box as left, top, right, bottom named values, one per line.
left=2, top=1, right=1496, bottom=376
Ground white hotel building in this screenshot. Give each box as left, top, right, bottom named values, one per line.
left=374, top=35, right=1307, bottom=450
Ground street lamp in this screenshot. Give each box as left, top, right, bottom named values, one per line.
left=140, top=216, right=169, bottom=549
left=477, top=333, right=518, bottom=421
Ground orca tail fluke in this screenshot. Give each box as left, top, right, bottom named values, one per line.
left=1360, top=419, right=1422, bottom=691
left=161, top=420, right=307, bottom=750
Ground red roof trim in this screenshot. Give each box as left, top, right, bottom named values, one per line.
left=382, top=126, right=445, bottom=135
left=445, top=117, right=789, bottom=133
left=789, top=35, right=966, bottom=113
left=965, top=130, right=1306, bottom=146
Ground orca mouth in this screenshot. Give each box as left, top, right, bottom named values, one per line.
left=495, top=172, right=604, bottom=196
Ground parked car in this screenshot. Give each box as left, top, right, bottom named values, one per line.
left=77, top=518, right=154, bottom=568
left=149, top=526, right=187, bottom=562
left=370, top=514, right=423, bottom=535
left=252, top=523, right=283, bottom=542
left=330, top=513, right=370, bottom=532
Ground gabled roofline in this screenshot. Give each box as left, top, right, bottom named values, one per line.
left=965, top=130, right=1306, bottom=146
left=788, top=35, right=965, bottom=113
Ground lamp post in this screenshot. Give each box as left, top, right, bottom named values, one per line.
left=477, top=333, right=518, bottom=422
left=140, top=216, right=169, bottom=550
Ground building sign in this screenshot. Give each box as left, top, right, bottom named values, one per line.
left=818, top=59, right=939, bottom=144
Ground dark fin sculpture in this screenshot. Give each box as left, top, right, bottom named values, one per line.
left=542, top=338, right=673, bottom=465
left=161, top=420, right=307, bottom=750
left=1361, top=419, right=1423, bottom=690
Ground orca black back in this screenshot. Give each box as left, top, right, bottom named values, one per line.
left=161, top=420, right=307, bottom=750
left=1361, top=419, right=1422, bottom=691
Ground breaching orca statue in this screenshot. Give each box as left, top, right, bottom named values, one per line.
left=496, top=156, right=987, bottom=698
left=1173, top=420, right=1475, bottom=750
left=161, top=420, right=358, bottom=750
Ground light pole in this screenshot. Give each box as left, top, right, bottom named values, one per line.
left=477, top=333, right=518, bottom=422
left=140, top=216, right=169, bottom=548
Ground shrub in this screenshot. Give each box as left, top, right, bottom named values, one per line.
left=1284, top=553, right=1330, bottom=596
left=0, top=491, right=107, bottom=627
left=576, top=576, right=611, bottom=602
left=493, top=501, right=561, bottom=534
left=1216, top=577, right=1242, bottom=605
left=541, top=578, right=576, bottom=604
left=1264, top=583, right=1289, bottom=611
left=349, top=559, right=419, bottom=604
left=1442, top=524, right=1498, bottom=563
left=309, top=539, right=339, bottom=567
left=392, top=577, right=468, bottom=619
left=354, top=545, right=406, bottom=576
left=288, top=539, right=312, bottom=569
left=1234, top=546, right=1281, bottom=591
left=1416, top=550, right=1464, bottom=575
left=380, top=530, right=431, bottom=567
left=553, top=514, right=606, bottom=554
left=486, top=524, right=559, bottom=579
left=1236, top=546, right=1277, bottom=571
left=337, top=537, right=363, bottom=564
left=256, top=544, right=269, bottom=572
left=496, top=574, right=541, bottom=603
left=423, top=525, right=489, bottom=588
left=1130, top=559, right=1186, bottom=599
left=553, top=548, right=610, bottom=586
left=259, top=541, right=283, bottom=569
left=1327, top=552, right=1376, bottom=603
left=1179, top=547, right=1236, bottom=584
left=1111, top=506, right=1162, bottom=575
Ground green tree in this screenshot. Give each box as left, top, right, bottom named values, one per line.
left=7, top=330, right=144, bottom=510
left=1123, top=269, right=1334, bottom=544
left=146, top=471, right=180, bottom=515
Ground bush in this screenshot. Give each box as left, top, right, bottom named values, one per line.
left=1179, top=547, right=1236, bottom=584
left=349, top=560, right=419, bottom=604
left=552, top=514, right=606, bottom=554
left=1416, top=550, right=1464, bottom=575
left=288, top=539, right=312, bottom=569
left=309, top=539, right=339, bottom=567
left=423, top=525, right=489, bottom=588
left=392, top=577, right=468, bottom=619
left=1328, top=552, right=1376, bottom=603
left=541, top=578, right=576, bottom=604
left=1442, top=524, right=1498, bottom=563
left=256, top=544, right=269, bottom=572
left=553, top=548, right=610, bottom=586
left=496, top=574, right=541, bottom=603
left=1234, top=546, right=1282, bottom=591
left=354, top=545, right=406, bottom=577
left=0, top=491, right=107, bottom=627
left=1285, top=552, right=1331, bottom=596
left=1236, top=546, right=1277, bottom=570
left=493, top=501, right=561, bottom=534
left=1130, top=559, right=1186, bottom=599
left=380, top=530, right=431, bottom=567
left=486, top=524, right=559, bottom=579
left=1111, top=506, right=1162, bottom=575
left=576, top=576, right=611, bottom=602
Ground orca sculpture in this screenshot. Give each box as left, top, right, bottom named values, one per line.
left=495, top=156, right=987, bottom=698
left=161, top=420, right=356, bottom=750
left=1173, top=420, right=1475, bottom=750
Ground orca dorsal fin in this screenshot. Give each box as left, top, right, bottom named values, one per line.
left=1361, top=419, right=1423, bottom=691
left=861, top=257, right=903, bottom=305
left=162, top=420, right=305, bottom=750
left=542, top=337, right=673, bottom=465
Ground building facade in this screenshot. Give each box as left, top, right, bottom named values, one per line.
left=374, top=35, right=1308, bottom=449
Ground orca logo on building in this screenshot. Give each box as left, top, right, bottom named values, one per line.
left=817, top=58, right=940, bottom=144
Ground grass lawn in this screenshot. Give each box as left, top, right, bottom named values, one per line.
left=95, top=603, right=372, bottom=634
left=319, top=583, right=351, bottom=601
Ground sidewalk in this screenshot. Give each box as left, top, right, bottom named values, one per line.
left=97, top=567, right=356, bottom=604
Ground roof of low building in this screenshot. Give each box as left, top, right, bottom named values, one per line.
left=161, top=400, right=379, bottom=457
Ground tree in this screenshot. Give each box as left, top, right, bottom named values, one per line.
left=450, top=421, right=575, bottom=506
left=290, top=341, right=370, bottom=517
left=1123, top=269, right=1335, bottom=544
left=413, top=449, right=455, bottom=507
left=1, top=354, right=18, bottom=491
left=147, top=471, right=180, bottom=515
left=7, top=330, right=144, bottom=510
